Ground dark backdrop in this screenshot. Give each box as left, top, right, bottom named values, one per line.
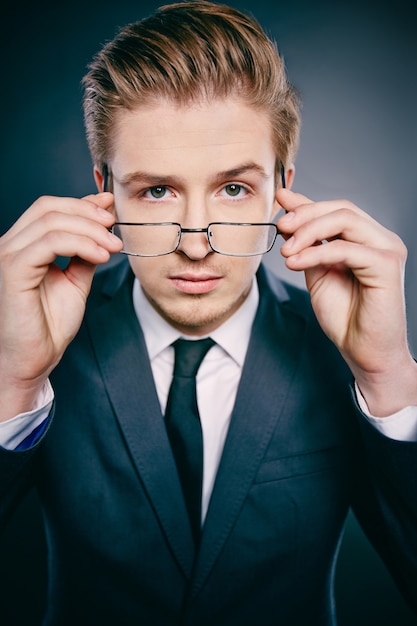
left=1, top=1, right=416, bottom=624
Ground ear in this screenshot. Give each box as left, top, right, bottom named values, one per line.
left=93, top=166, right=104, bottom=192
left=283, top=163, right=295, bottom=190
left=271, top=163, right=295, bottom=218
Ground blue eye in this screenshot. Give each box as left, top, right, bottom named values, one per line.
left=148, top=186, right=167, bottom=199
left=224, top=184, right=242, bottom=197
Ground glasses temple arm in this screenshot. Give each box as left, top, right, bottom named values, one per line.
left=102, top=164, right=109, bottom=192
left=280, top=163, right=286, bottom=189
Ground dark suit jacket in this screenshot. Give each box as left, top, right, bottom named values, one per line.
left=1, top=259, right=416, bottom=625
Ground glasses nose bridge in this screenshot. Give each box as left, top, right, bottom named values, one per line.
left=177, top=225, right=213, bottom=256
left=178, top=196, right=210, bottom=241
left=180, top=226, right=209, bottom=236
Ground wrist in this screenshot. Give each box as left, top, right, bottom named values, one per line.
left=0, top=376, right=49, bottom=422
left=354, top=356, right=417, bottom=417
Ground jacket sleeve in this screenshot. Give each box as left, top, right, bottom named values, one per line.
left=351, top=395, right=417, bottom=614
left=0, top=403, right=54, bottom=532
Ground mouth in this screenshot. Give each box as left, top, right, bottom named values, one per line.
left=170, top=272, right=223, bottom=294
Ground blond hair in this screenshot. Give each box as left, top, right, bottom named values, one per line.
left=82, top=1, right=301, bottom=174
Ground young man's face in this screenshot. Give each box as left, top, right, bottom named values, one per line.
left=103, top=98, right=283, bottom=335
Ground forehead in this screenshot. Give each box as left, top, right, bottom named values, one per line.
left=109, top=98, right=276, bottom=177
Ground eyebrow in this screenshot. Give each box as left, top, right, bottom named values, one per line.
left=212, top=162, right=271, bottom=183
left=115, top=161, right=271, bottom=187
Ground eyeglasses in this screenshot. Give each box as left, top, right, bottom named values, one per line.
left=111, top=222, right=280, bottom=257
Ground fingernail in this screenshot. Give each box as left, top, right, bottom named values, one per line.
left=108, top=231, right=120, bottom=243
left=97, top=207, right=111, bottom=218
left=280, top=211, right=295, bottom=222
left=283, top=235, right=295, bottom=249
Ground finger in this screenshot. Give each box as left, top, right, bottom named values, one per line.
left=62, top=256, right=98, bottom=297
left=81, top=192, right=114, bottom=207
left=3, top=231, right=121, bottom=290
left=276, top=192, right=374, bottom=236
left=280, top=208, right=402, bottom=257
left=275, top=187, right=314, bottom=210
left=283, top=238, right=404, bottom=286
left=2, top=210, right=121, bottom=258
left=2, top=194, right=115, bottom=240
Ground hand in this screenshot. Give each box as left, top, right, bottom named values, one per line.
left=276, top=188, right=417, bottom=416
left=0, top=192, right=122, bottom=420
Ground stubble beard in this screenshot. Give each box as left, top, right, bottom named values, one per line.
left=147, top=295, right=239, bottom=335
left=144, top=290, right=246, bottom=335
left=137, top=255, right=258, bottom=334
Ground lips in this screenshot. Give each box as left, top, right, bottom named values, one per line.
left=170, top=272, right=222, bottom=294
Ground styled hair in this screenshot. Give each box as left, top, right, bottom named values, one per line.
left=82, top=0, right=301, bottom=174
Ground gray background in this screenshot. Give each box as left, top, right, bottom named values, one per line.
left=0, top=0, right=416, bottom=624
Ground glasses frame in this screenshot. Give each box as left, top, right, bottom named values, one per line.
left=111, top=221, right=281, bottom=257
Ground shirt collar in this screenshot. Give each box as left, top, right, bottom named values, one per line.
left=132, top=277, right=259, bottom=368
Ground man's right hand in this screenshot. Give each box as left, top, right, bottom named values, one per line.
left=0, top=192, right=122, bottom=421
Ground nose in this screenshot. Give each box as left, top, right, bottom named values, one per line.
left=176, top=226, right=212, bottom=260
left=176, top=200, right=213, bottom=259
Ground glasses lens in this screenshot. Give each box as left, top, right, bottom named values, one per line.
left=208, top=223, right=278, bottom=256
left=112, top=223, right=181, bottom=256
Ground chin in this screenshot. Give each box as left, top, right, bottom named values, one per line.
left=160, top=299, right=232, bottom=334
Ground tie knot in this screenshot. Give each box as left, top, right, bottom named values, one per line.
left=172, top=337, right=215, bottom=378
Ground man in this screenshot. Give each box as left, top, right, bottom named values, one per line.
left=0, top=1, right=416, bottom=624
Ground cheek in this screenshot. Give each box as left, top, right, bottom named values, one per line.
left=127, top=258, right=163, bottom=290
left=227, top=256, right=262, bottom=289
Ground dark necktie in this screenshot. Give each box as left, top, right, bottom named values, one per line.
left=165, top=337, right=215, bottom=545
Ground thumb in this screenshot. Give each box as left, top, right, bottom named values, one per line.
left=64, top=257, right=97, bottom=300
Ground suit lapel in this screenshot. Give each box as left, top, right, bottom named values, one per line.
left=85, top=259, right=195, bottom=579
left=190, top=266, right=308, bottom=595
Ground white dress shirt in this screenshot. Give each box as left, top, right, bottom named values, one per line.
left=1, top=276, right=417, bottom=522
left=132, top=278, right=257, bottom=521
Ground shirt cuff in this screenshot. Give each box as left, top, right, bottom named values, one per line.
left=354, top=381, right=417, bottom=442
left=0, top=379, right=54, bottom=450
